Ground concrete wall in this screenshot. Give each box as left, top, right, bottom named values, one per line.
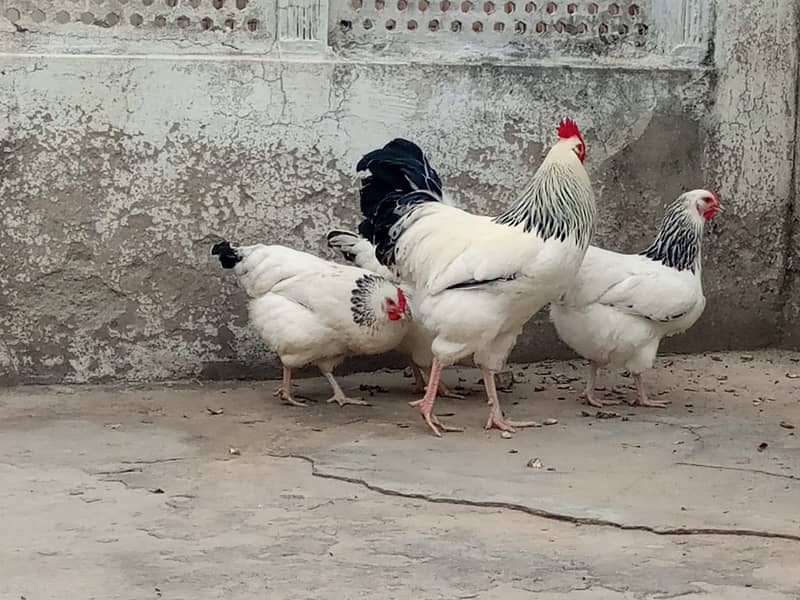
left=0, top=0, right=798, bottom=384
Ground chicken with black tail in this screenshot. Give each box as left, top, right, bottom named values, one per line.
left=212, top=240, right=410, bottom=407
left=357, top=119, right=597, bottom=436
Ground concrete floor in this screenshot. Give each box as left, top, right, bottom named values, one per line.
left=1, top=351, right=799, bottom=600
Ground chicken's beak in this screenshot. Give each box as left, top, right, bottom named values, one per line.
left=716, top=203, right=725, bottom=213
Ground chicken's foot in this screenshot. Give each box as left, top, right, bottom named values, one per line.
left=274, top=366, right=306, bottom=407
left=629, top=372, right=669, bottom=408
left=581, top=362, right=620, bottom=407
left=437, top=380, right=466, bottom=400
left=410, top=363, right=426, bottom=394
left=409, top=358, right=462, bottom=436
left=323, top=371, right=371, bottom=407
left=417, top=365, right=466, bottom=399
left=482, top=368, right=541, bottom=433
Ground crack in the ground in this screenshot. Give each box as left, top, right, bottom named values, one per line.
left=651, top=590, right=704, bottom=600
left=267, top=452, right=800, bottom=543
left=676, top=461, right=800, bottom=481
left=94, top=467, right=142, bottom=475
left=120, top=457, right=188, bottom=465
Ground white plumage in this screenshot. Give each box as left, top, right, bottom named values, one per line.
left=357, top=121, right=596, bottom=435
left=327, top=229, right=465, bottom=399
left=550, top=189, right=722, bottom=407
left=212, top=241, right=410, bottom=407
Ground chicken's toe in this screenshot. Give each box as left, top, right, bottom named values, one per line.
left=485, top=412, right=541, bottom=432
left=274, top=387, right=306, bottom=407
left=327, top=395, right=371, bottom=407
left=629, top=397, right=669, bottom=409
left=581, top=392, right=620, bottom=408
left=437, top=382, right=466, bottom=399
left=422, top=411, right=462, bottom=436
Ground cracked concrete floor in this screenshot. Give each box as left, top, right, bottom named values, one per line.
left=1, top=351, right=799, bottom=600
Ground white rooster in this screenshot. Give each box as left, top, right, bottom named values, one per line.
left=357, top=121, right=596, bottom=435
left=212, top=241, right=410, bottom=407
left=327, top=229, right=464, bottom=399
left=550, top=189, right=722, bottom=408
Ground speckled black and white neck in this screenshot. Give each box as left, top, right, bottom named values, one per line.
left=350, top=274, right=385, bottom=327
left=493, top=161, right=596, bottom=251
left=640, top=195, right=704, bottom=273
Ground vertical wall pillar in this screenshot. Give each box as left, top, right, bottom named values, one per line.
left=710, top=0, right=799, bottom=346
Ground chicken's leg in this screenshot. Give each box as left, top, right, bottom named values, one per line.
left=273, top=366, right=306, bottom=407
left=408, top=358, right=463, bottom=436
left=482, top=367, right=541, bottom=433
left=629, top=372, right=669, bottom=408
left=417, top=365, right=465, bottom=399
left=322, top=371, right=371, bottom=407
left=580, top=362, right=619, bottom=407
left=410, top=363, right=426, bottom=393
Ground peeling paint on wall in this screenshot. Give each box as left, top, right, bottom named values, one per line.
left=0, top=0, right=797, bottom=384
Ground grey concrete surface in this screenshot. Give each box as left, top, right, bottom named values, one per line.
left=1, top=0, right=798, bottom=384
left=1, top=350, right=799, bottom=599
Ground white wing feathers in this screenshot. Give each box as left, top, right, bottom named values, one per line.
left=559, top=248, right=702, bottom=323
left=396, top=204, right=544, bottom=295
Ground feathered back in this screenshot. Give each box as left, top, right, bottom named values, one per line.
left=213, top=243, right=331, bottom=299
left=357, top=139, right=443, bottom=266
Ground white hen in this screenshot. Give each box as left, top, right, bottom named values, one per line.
left=326, top=229, right=464, bottom=399
left=357, top=120, right=596, bottom=435
left=212, top=241, right=410, bottom=407
left=550, top=189, right=722, bottom=408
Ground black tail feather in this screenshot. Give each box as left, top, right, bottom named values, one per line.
left=211, top=241, right=242, bottom=269
left=357, top=139, right=442, bottom=266
left=325, top=229, right=357, bottom=242
left=326, top=229, right=359, bottom=262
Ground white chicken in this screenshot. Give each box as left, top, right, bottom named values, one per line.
left=550, top=189, right=722, bottom=408
left=212, top=241, right=410, bottom=407
left=326, top=229, right=464, bottom=399
left=357, top=121, right=596, bottom=435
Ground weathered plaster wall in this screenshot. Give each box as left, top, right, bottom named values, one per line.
left=0, top=0, right=798, bottom=383
left=710, top=0, right=798, bottom=352
left=784, top=1, right=800, bottom=348
left=786, top=128, right=800, bottom=347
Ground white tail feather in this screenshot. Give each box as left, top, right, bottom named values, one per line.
left=327, top=230, right=396, bottom=280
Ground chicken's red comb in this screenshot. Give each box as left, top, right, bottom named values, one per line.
left=557, top=118, right=582, bottom=140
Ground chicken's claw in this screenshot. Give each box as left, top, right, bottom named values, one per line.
left=423, top=412, right=463, bottom=437
left=437, top=381, right=466, bottom=400
left=409, top=398, right=462, bottom=436
left=629, top=397, right=669, bottom=409
left=580, top=392, right=620, bottom=408
left=485, top=412, right=542, bottom=433
left=327, top=395, right=371, bottom=407
left=274, top=387, right=306, bottom=407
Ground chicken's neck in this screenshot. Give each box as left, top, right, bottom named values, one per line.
left=492, top=159, right=596, bottom=251
left=639, top=205, right=704, bottom=273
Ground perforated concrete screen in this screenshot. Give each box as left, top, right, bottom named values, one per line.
left=1, top=0, right=711, bottom=63
left=0, top=0, right=279, bottom=52
left=333, top=0, right=650, bottom=56
left=330, top=0, right=713, bottom=62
